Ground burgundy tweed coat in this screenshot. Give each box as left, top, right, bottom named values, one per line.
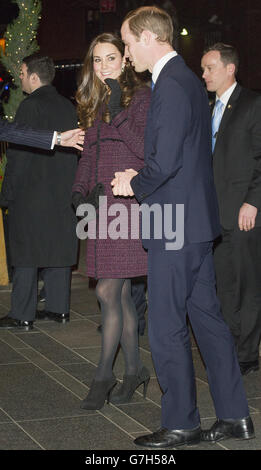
left=73, top=86, right=151, bottom=279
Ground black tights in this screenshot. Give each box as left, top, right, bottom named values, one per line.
left=95, top=278, right=141, bottom=380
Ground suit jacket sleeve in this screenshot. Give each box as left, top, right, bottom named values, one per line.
left=131, top=77, right=191, bottom=202
left=244, top=95, right=261, bottom=209
left=0, top=117, right=54, bottom=149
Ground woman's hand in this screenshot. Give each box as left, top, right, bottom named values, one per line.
left=105, top=78, right=123, bottom=120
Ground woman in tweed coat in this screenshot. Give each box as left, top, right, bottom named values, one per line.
left=72, top=33, right=151, bottom=409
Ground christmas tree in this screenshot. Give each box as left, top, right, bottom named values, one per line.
left=0, top=0, right=42, bottom=122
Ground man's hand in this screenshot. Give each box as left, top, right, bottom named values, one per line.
left=238, top=202, right=258, bottom=231
left=59, top=129, right=85, bottom=150
left=111, top=169, right=137, bottom=196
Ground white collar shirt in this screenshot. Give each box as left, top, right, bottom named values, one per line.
left=215, top=82, right=237, bottom=116
left=152, top=51, right=178, bottom=85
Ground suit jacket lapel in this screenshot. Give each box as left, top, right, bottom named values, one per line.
left=214, top=84, right=242, bottom=153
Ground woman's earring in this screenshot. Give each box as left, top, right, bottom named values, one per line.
left=121, top=62, right=125, bottom=73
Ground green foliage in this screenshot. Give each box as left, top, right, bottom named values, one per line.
left=0, top=0, right=42, bottom=122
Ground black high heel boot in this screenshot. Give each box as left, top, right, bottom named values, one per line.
left=80, top=375, right=117, bottom=410
left=110, top=366, right=150, bottom=405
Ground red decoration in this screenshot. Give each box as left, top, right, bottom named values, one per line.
left=100, top=0, right=116, bottom=13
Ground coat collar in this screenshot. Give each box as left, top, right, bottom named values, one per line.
left=155, top=55, right=185, bottom=83
left=30, top=84, right=56, bottom=97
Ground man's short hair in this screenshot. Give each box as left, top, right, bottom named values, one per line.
left=204, top=43, right=239, bottom=74
left=22, top=54, right=55, bottom=84
left=124, top=6, right=173, bottom=46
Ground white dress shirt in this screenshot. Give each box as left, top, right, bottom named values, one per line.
left=51, top=131, right=57, bottom=149
left=215, top=82, right=237, bottom=118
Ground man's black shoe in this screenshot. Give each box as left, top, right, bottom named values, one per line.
left=45, top=311, right=70, bottom=324
left=201, top=416, right=255, bottom=442
left=16, top=320, right=34, bottom=331
left=0, top=315, right=33, bottom=331
left=239, top=360, right=259, bottom=376
left=134, top=426, right=201, bottom=448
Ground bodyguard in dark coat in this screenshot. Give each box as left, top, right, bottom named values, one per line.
left=0, top=54, right=78, bottom=330
left=201, top=43, right=261, bottom=376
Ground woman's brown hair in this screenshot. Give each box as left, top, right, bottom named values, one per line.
left=76, top=33, right=144, bottom=129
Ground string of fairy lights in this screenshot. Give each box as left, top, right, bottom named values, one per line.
left=4, top=1, right=41, bottom=64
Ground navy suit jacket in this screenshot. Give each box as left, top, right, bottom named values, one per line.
left=131, top=55, right=221, bottom=250
left=0, top=118, right=53, bottom=149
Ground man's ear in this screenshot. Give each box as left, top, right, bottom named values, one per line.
left=30, top=72, right=40, bottom=84
left=140, top=29, right=156, bottom=46
left=227, top=63, right=236, bottom=76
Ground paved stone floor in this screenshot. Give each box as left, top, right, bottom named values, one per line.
left=0, top=261, right=260, bottom=451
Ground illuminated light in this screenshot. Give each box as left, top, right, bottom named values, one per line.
left=180, top=28, right=189, bottom=36
left=0, top=38, right=6, bottom=54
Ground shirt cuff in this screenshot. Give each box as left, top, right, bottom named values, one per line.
left=51, top=131, right=57, bottom=149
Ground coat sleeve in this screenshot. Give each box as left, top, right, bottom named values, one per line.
left=131, top=77, right=191, bottom=202
left=110, top=87, right=151, bottom=160
left=72, top=140, right=92, bottom=196
left=244, top=95, right=261, bottom=209
left=0, top=117, right=53, bottom=149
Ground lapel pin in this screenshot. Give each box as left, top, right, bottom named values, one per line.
left=227, top=104, right=232, bottom=109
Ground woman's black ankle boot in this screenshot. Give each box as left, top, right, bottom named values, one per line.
left=80, top=375, right=117, bottom=410
left=110, top=366, right=150, bottom=405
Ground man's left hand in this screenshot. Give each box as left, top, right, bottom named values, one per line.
left=111, top=169, right=137, bottom=196
left=238, top=202, right=258, bottom=231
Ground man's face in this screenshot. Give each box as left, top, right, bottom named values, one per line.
left=201, top=50, right=234, bottom=97
left=121, top=21, right=148, bottom=73
left=19, top=63, right=33, bottom=94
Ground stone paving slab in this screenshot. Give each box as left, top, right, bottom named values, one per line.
left=0, top=271, right=260, bottom=451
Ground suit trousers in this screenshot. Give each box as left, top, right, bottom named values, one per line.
left=10, top=267, right=72, bottom=321
left=214, top=226, right=261, bottom=363
left=147, top=241, right=249, bottom=430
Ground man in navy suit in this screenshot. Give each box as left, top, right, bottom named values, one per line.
left=0, top=118, right=84, bottom=149
left=112, top=6, right=254, bottom=448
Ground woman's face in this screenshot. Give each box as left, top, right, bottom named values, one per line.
left=93, top=42, right=124, bottom=84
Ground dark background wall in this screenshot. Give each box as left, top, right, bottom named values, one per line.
left=1, top=0, right=261, bottom=97
left=35, top=0, right=261, bottom=90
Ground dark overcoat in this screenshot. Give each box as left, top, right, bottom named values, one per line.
left=212, top=84, right=261, bottom=229
left=72, top=86, right=151, bottom=279
left=2, top=85, right=78, bottom=267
